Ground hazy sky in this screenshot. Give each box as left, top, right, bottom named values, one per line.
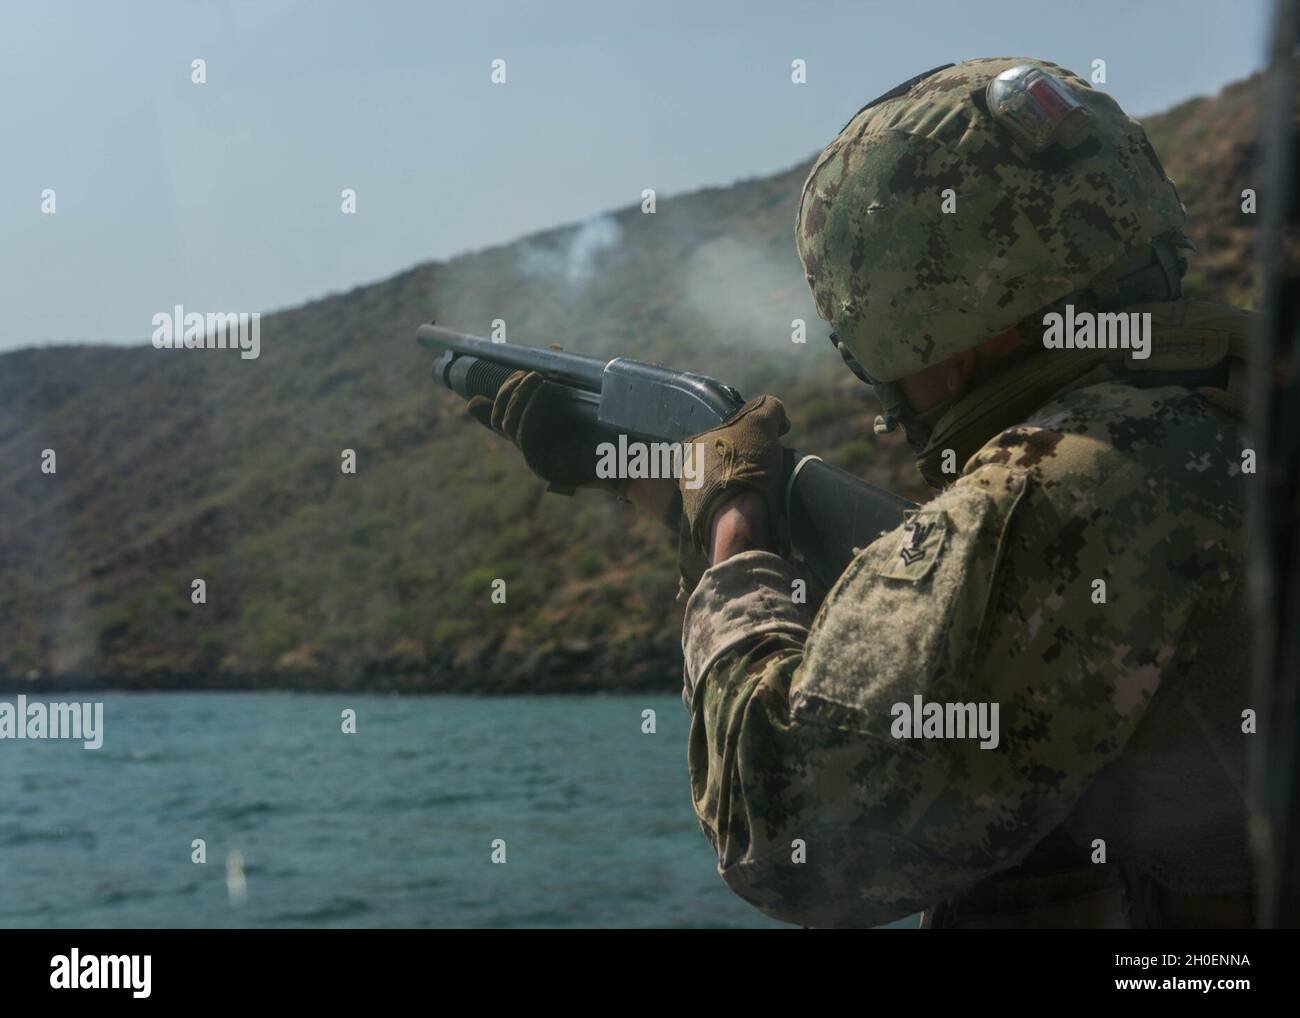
left=0, top=0, right=1271, bottom=352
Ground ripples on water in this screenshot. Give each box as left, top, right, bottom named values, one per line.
left=1, top=693, right=809, bottom=928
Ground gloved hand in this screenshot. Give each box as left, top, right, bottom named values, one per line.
left=466, top=370, right=601, bottom=492
left=679, top=394, right=789, bottom=558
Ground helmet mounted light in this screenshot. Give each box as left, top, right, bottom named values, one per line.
left=987, top=64, right=1092, bottom=153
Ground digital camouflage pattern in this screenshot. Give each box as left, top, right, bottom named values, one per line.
left=795, top=57, right=1186, bottom=382
left=682, top=379, right=1248, bottom=927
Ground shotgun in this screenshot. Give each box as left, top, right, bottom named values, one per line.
left=417, top=323, right=915, bottom=588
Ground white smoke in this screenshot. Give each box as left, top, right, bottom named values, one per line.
left=681, top=236, right=819, bottom=349
left=517, top=215, right=623, bottom=285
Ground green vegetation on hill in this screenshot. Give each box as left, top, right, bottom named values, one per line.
left=0, top=67, right=1288, bottom=691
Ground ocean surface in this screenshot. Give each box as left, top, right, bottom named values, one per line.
left=1, top=692, right=914, bottom=929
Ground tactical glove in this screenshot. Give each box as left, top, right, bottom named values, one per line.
left=466, top=370, right=602, bottom=492
left=679, top=394, right=789, bottom=557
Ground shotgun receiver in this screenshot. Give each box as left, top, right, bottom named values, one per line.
left=417, top=324, right=916, bottom=587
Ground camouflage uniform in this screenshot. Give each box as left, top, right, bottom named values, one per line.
left=681, top=59, right=1256, bottom=928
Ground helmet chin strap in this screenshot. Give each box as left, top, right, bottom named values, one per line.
left=896, top=393, right=961, bottom=453
left=828, top=331, right=911, bottom=437
left=893, top=350, right=1018, bottom=455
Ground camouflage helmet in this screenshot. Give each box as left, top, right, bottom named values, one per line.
left=796, top=57, right=1187, bottom=384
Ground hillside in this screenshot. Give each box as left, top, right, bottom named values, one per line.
left=0, top=65, right=1287, bottom=692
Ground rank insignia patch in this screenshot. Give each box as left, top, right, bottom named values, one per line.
left=879, top=509, right=948, bottom=582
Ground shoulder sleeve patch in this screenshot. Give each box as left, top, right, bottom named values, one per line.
left=792, top=464, right=1029, bottom=737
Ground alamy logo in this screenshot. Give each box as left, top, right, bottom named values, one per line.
left=1041, top=304, right=1151, bottom=361
left=891, top=694, right=1000, bottom=749
left=595, top=435, right=704, bottom=489
left=50, top=949, right=151, bottom=998
left=0, top=696, right=103, bottom=749
left=151, top=304, right=261, bottom=360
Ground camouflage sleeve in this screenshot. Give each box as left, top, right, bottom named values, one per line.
left=679, top=467, right=1041, bottom=928
left=681, top=547, right=975, bottom=928
left=681, top=550, right=812, bottom=705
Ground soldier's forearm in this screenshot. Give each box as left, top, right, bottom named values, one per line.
left=708, top=490, right=774, bottom=563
